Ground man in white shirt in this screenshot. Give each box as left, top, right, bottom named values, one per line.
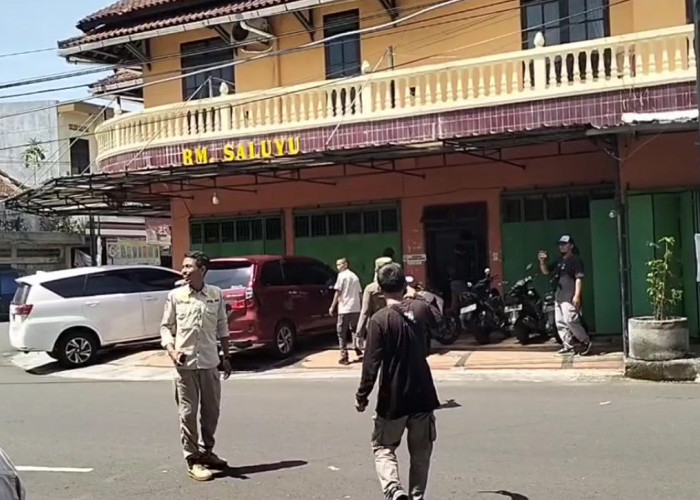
left=330, top=257, right=363, bottom=365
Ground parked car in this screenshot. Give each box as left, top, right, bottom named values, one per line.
left=0, top=269, right=23, bottom=322
left=9, top=265, right=182, bottom=368
left=205, top=256, right=337, bottom=357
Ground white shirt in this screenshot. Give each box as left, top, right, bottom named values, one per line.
left=334, top=269, right=362, bottom=314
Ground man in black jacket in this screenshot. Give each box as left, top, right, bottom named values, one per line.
left=355, top=263, right=441, bottom=500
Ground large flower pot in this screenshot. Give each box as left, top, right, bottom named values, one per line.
left=628, top=317, right=689, bottom=361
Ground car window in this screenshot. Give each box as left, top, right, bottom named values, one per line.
left=42, top=275, right=86, bottom=298
left=306, top=262, right=336, bottom=286
left=11, top=283, right=31, bottom=304
left=85, top=271, right=140, bottom=296
left=205, top=262, right=253, bottom=289
left=283, top=261, right=336, bottom=286
left=133, top=268, right=181, bottom=292
left=259, top=261, right=285, bottom=287
left=282, top=261, right=306, bottom=286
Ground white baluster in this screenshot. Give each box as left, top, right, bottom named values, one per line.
left=488, top=69, right=496, bottom=96
left=649, top=44, right=657, bottom=74
left=688, top=35, right=696, bottom=72
left=661, top=40, right=670, bottom=73
left=300, top=94, right=308, bottom=122
left=446, top=72, right=454, bottom=102
left=457, top=70, right=465, bottom=100
left=532, top=31, right=546, bottom=91
left=500, top=64, right=507, bottom=95
left=623, top=46, right=631, bottom=78
left=477, top=68, right=485, bottom=97
left=384, top=81, right=392, bottom=110
left=434, top=73, right=442, bottom=104
left=674, top=37, right=682, bottom=72
left=467, top=69, right=475, bottom=98
left=511, top=62, right=519, bottom=93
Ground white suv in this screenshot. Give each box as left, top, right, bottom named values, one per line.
left=9, top=265, right=182, bottom=368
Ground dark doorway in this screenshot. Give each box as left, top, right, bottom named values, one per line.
left=424, top=203, right=488, bottom=302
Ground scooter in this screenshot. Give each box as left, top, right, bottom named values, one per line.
left=503, top=265, right=550, bottom=345
left=458, top=268, right=507, bottom=345
left=405, top=276, right=459, bottom=346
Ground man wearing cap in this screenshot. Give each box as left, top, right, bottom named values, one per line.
left=357, top=256, right=394, bottom=341
left=538, top=235, right=591, bottom=355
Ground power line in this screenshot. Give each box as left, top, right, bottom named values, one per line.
left=0, top=0, right=628, bottom=150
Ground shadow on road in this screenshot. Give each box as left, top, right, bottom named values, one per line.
left=214, top=459, right=308, bottom=480
left=478, top=490, right=530, bottom=500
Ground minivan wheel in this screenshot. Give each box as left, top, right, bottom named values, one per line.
left=272, top=321, right=296, bottom=358
left=55, top=329, right=99, bottom=368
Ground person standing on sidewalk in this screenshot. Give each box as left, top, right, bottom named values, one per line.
left=161, top=250, right=232, bottom=482
left=538, top=235, right=591, bottom=356
left=355, top=263, right=441, bottom=500
left=330, top=258, right=363, bottom=365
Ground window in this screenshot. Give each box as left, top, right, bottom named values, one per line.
left=546, top=195, right=568, bottom=220
left=260, top=261, right=286, bottom=286
left=324, top=10, right=361, bottom=79
left=265, top=217, right=282, bottom=240
left=345, top=212, right=362, bottom=234
left=221, top=221, right=235, bottom=243
left=204, top=223, right=220, bottom=243
left=569, top=193, right=590, bottom=219
left=363, top=211, right=380, bottom=233
left=281, top=261, right=307, bottom=286
left=688, top=0, right=695, bottom=23
left=85, top=271, right=140, bottom=296
left=311, top=214, right=327, bottom=237
left=523, top=196, right=545, bottom=221
left=294, top=207, right=399, bottom=237
left=181, top=38, right=235, bottom=100
left=191, top=223, right=203, bottom=244
left=502, top=198, right=522, bottom=223
left=70, top=139, right=90, bottom=176
left=283, top=261, right=335, bottom=286
left=522, top=0, right=609, bottom=48
left=42, top=276, right=86, bottom=298
left=236, top=220, right=251, bottom=242
left=205, top=263, right=253, bottom=289
left=134, top=269, right=181, bottom=292
left=381, top=208, right=399, bottom=232
left=328, top=213, right=344, bottom=235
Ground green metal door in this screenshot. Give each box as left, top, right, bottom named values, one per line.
left=190, top=215, right=284, bottom=258
left=628, top=191, right=699, bottom=336
left=293, top=205, right=401, bottom=286
left=502, top=191, right=613, bottom=332
left=589, top=199, right=622, bottom=334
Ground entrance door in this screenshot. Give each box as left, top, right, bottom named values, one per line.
left=190, top=215, right=284, bottom=258
left=424, top=203, right=488, bottom=303
left=293, top=205, right=401, bottom=286
left=590, top=199, right=622, bottom=334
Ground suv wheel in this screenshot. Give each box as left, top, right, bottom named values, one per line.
left=55, top=329, right=98, bottom=368
left=272, top=321, right=296, bottom=358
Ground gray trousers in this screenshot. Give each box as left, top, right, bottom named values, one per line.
left=372, top=412, right=436, bottom=500
left=337, top=312, right=361, bottom=359
left=555, top=302, right=590, bottom=349
left=173, top=367, right=221, bottom=461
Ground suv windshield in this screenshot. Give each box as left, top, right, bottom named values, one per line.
left=205, top=262, right=253, bottom=289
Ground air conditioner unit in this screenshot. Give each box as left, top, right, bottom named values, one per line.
left=232, top=18, right=273, bottom=51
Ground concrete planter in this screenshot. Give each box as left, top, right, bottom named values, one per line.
left=628, top=317, right=689, bottom=361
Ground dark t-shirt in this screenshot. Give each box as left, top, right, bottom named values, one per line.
left=356, top=298, right=441, bottom=420
left=550, top=254, right=584, bottom=303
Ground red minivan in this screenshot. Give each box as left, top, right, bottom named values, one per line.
left=205, top=256, right=338, bottom=357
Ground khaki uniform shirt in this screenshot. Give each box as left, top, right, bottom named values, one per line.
left=358, top=282, right=387, bottom=337
left=160, top=284, right=228, bottom=370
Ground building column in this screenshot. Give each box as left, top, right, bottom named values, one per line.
left=400, top=198, right=427, bottom=283
left=284, top=208, right=295, bottom=255
left=171, top=199, right=190, bottom=269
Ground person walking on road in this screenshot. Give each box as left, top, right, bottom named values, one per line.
left=161, top=251, right=232, bottom=482
left=330, top=258, right=363, bottom=365
left=538, top=235, right=591, bottom=356
left=355, top=263, right=441, bottom=500
left=357, top=256, right=393, bottom=341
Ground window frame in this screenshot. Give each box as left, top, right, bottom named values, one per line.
left=520, top=0, right=610, bottom=49
left=84, top=270, right=142, bottom=297
left=323, top=10, right=362, bottom=79
left=180, top=38, right=235, bottom=100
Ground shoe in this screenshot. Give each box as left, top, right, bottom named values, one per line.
left=200, top=451, right=228, bottom=469
left=339, top=358, right=350, bottom=366
left=577, top=341, right=592, bottom=356
left=391, top=490, right=409, bottom=500
left=556, top=347, right=574, bottom=355
left=355, top=347, right=363, bottom=358
left=188, top=463, right=213, bottom=482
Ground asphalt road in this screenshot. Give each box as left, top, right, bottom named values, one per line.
left=2, top=324, right=700, bottom=499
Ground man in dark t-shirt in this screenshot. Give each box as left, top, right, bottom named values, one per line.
left=355, top=263, right=441, bottom=500
left=539, top=234, right=591, bottom=355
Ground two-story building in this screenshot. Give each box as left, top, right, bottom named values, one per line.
left=8, top=0, right=700, bottom=337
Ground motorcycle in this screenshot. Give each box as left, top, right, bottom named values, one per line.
left=405, top=276, right=459, bottom=346
left=458, top=268, right=507, bottom=345
left=503, top=264, right=552, bottom=345
left=543, top=277, right=561, bottom=344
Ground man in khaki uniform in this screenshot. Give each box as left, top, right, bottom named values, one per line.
left=161, top=251, right=232, bottom=482
left=357, top=256, right=394, bottom=340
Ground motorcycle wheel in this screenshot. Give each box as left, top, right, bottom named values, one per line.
left=474, top=327, right=491, bottom=345
left=436, top=328, right=459, bottom=345
left=514, top=322, right=530, bottom=345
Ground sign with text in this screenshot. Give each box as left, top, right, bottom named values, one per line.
left=182, top=137, right=301, bottom=166
left=106, top=239, right=160, bottom=265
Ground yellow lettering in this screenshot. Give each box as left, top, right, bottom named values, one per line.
left=274, top=139, right=285, bottom=156
left=248, top=142, right=261, bottom=160
left=223, top=145, right=235, bottom=162
left=195, top=148, right=209, bottom=164
left=261, top=140, right=273, bottom=159
left=183, top=149, right=194, bottom=166
left=287, top=137, right=300, bottom=155
left=235, top=144, right=248, bottom=161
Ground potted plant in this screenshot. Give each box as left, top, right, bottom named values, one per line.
left=628, top=236, right=689, bottom=361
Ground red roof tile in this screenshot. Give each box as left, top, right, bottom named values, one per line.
left=62, top=0, right=286, bottom=49
left=0, top=172, right=22, bottom=199
left=78, top=0, right=182, bottom=30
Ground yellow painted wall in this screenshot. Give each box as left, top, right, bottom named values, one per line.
left=142, top=0, right=688, bottom=109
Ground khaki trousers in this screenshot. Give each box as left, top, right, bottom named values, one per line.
left=555, top=302, right=590, bottom=349
left=173, top=367, right=221, bottom=461
left=372, top=412, right=437, bottom=500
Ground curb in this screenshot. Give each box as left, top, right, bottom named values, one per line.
left=624, top=357, right=700, bottom=382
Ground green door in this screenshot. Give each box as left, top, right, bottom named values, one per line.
left=628, top=191, right=699, bottom=336
left=502, top=191, right=611, bottom=332
left=293, top=206, right=401, bottom=286
left=190, top=215, right=284, bottom=258
left=590, top=199, right=622, bottom=334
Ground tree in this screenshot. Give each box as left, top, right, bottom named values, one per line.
left=22, top=138, right=46, bottom=186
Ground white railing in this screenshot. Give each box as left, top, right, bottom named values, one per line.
left=96, top=24, right=696, bottom=162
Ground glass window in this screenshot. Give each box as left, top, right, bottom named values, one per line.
left=523, top=196, right=545, bottom=221
left=204, top=223, right=220, bottom=244
left=265, top=217, right=282, bottom=240
left=221, top=221, right=235, bottom=243
left=294, top=216, right=310, bottom=238
left=69, top=139, right=90, bottom=176
left=546, top=195, right=568, bottom=220
left=42, top=276, right=86, bottom=298
left=381, top=208, right=398, bottom=232
left=522, top=0, right=609, bottom=48
left=260, top=261, right=286, bottom=287
left=250, top=219, right=263, bottom=241
left=190, top=223, right=202, bottom=244
left=236, top=220, right=251, bottom=242
left=311, top=214, right=327, bottom=237
left=502, top=198, right=522, bottom=223
left=281, top=261, right=307, bottom=286
left=305, top=262, right=337, bottom=286
left=324, top=11, right=361, bottom=79
left=181, top=38, right=235, bottom=100
left=345, top=212, right=362, bottom=234
left=205, top=263, right=253, bottom=289
left=363, top=211, right=380, bottom=233
left=134, top=269, right=181, bottom=292
left=85, top=271, right=140, bottom=296
left=569, top=193, right=590, bottom=219
left=328, top=213, right=344, bottom=235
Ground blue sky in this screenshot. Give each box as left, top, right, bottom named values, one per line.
left=0, top=1, right=114, bottom=103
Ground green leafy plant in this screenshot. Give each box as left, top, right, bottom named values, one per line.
left=646, top=236, right=683, bottom=321
left=22, top=138, right=46, bottom=186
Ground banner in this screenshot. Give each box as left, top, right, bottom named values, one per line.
left=106, top=239, right=160, bottom=266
